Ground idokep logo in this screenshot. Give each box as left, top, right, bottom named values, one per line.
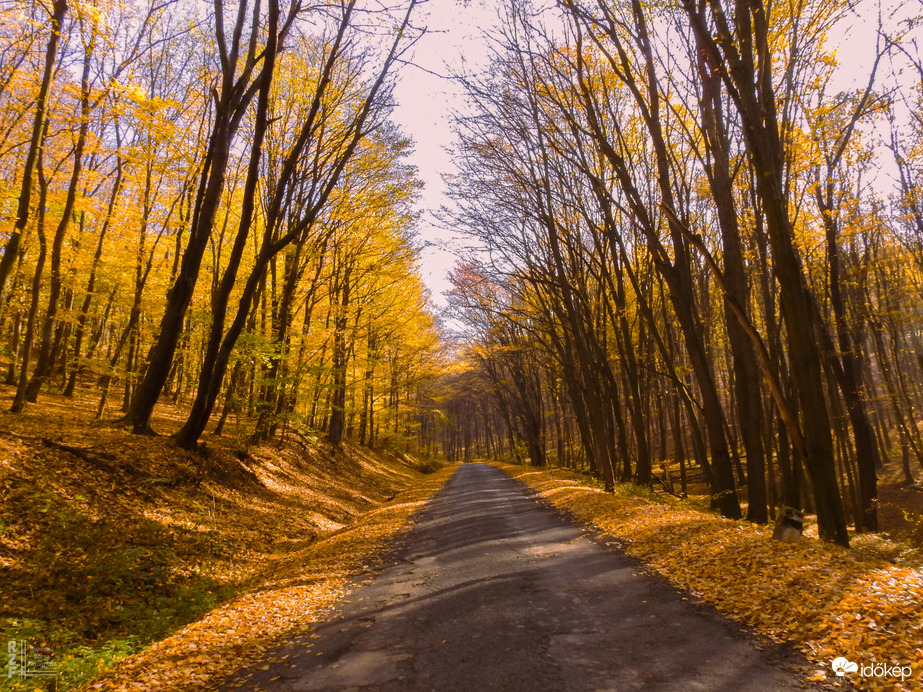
left=832, top=657, right=858, bottom=676
left=832, top=656, right=913, bottom=682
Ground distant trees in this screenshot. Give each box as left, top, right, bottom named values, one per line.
left=444, top=0, right=923, bottom=546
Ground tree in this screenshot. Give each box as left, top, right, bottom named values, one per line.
left=125, top=0, right=302, bottom=434
left=174, top=0, right=421, bottom=448
left=0, top=0, right=68, bottom=309
left=681, top=0, right=849, bottom=544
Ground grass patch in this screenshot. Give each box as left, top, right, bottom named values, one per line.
left=1, top=484, right=236, bottom=691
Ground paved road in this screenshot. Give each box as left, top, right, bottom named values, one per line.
left=222, top=463, right=812, bottom=691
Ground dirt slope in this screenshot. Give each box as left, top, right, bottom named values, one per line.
left=0, top=387, right=450, bottom=691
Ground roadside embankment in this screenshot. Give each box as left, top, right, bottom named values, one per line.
left=0, top=395, right=455, bottom=691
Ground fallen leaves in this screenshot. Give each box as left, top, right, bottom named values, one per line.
left=499, top=463, right=923, bottom=692
left=0, top=387, right=456, bottom=691
left=76, top=465, right=456, bottom=691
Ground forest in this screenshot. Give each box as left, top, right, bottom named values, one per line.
left=440, top=0, right=923, bottom=548
left=0, top=0, right=448, bottom=455
left=2, top=0, right=923, bottom=688
left=1, top=0, right=922, bottom=555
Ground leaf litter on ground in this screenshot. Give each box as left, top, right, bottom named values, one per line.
left=0, top=387, right=455, bottom=692
left=77, top=465, right=457, bottom=691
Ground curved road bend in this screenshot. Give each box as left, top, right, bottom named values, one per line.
left=222, top=463, right=814, bottom=691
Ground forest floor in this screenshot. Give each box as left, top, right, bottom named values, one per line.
left=647, top=457, right=923, bottom=549
left=3, top=383, right=923, bottom=691
left=499, top=463, right=923, bottom=691
left=0, top=385, right=455, bottom=691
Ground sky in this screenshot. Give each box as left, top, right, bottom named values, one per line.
left=390, top=0, right=500, bottom=309
left=389, top=0, right=914, bottom=311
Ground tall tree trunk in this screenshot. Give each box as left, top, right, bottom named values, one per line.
left=684, top=0, right=849, bottom=544
left=0, top=0, right=67, bottom=307
left=816, top=186, right=879, bottom=530
left=328, top=263, right=352, bottom=447
left=12, top=152, right=50, bottom=413
left=24, top=27, right=95, bottom=402
left=696, top=37, right=767, bottom=522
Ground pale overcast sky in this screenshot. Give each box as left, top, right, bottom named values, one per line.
left=391, top=0, right=500, bottom=308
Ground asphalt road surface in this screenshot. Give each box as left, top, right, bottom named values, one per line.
left=222, top=463, right=814, bottom=691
